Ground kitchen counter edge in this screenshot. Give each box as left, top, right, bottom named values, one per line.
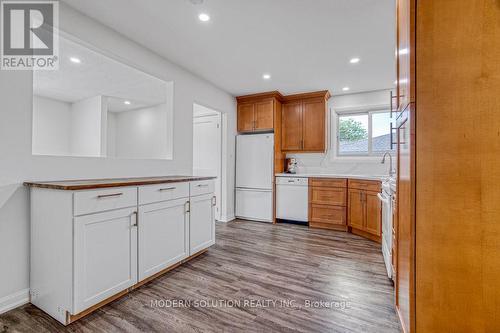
left=23, top=176, right=217, bottom=191
left=275, top=173, right=386, bottom=181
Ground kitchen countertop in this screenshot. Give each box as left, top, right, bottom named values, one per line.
left=275, top=173, right=387, bottom=181
left=24, top=175, right=216, bottom=191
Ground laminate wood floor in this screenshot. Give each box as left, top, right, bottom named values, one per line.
left=0, top=220, right=401, bottom=333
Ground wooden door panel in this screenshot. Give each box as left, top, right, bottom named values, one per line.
left=396, top=115, right=412, bottom=333
left=348, top=179, right=381, bottom=192
left=237, top=103, right=254, bottom=132
left=302, top=99, right=325, bottom=151
left=310, top=187, right=346, bottom=206
left=310, top=204, right=346, bottom=226
left=396, top=0, right=414, bottom=112
left=254, top=100, right=274, bottom=131
left=348, top=189, right=364, bottom=229
left=310, top=178, right=347, bottom=188
left=281, top=102, right=302, bottom=151
left=365, top=192, right=382, bottom=237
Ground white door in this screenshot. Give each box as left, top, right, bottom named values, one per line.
left=74, top=207, right=137, bottom=313
left=138, top=198, right=189, bottom=281
left=189, top=193, right=215, bottom=254
left=193, top=110, right=222, bottom=221
left=236, top=134, right=274, bottom=190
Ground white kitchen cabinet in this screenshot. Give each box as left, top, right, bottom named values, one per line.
left=138, top=198, right=189, bottom=281
left=74, top=207, right=138, bottom=313
left=27, top=177, right=215, bottom=325
left=189, top=193, right=216, bottom=254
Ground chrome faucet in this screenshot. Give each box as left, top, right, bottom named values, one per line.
left=381, top=152, right=395, bottom=177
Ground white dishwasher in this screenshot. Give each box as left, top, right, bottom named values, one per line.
left=276, top=177, right=309, bottom=222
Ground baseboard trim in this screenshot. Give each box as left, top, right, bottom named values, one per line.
left=0, top=289, right=30, bottom=315
left=218, top=215, right=235, bottom=223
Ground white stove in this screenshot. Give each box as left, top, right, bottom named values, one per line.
left=379, top=177, right=396, bottom=279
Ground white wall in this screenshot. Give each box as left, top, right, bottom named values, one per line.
left=0, top=3, right=236, bottom=313
left=113, top=105, right=169, bottom=159
left=287, top=89, right=394, bottom=176
left=106, top=112, right=117, bottom=158
left=32, top=95, right=72, bottom=156
left=70, top=95, right=104, bottom=157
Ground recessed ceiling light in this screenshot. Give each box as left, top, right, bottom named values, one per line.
left=124, top=101, right=131, bottom=105
left=342, top=87, right=350, bottom=92
left=198, top=13, right=210, bottom=22
left=350, top=57, right=360, bottom=64
left=262, top=73, right=271, bottom=80
left=69, top=57, right=81, bottom=64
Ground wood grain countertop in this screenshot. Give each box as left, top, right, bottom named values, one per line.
left=23, top=176, right=216, bottom=191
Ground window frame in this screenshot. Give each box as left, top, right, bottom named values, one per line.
left=335, top=105, right=395, bottom=157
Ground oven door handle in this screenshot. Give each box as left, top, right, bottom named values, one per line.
left=377, top=193, right=390, bottom=204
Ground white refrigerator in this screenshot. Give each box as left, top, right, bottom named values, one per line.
left=235, top=133, right=274, bottom=222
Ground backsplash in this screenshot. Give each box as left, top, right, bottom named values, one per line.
left=286, top=153, right=391, bottom=176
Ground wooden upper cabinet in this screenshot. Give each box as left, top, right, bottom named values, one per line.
left=236, top=92, right=282, bottom=133
left=236, top=90, right=329, bottom=153
left=237, top=103, right=254, bottom=132
left=281, top=91, right=330, bottom=153
left=302, top=99, right=326, bottom=151
left=281, top=101, right=303, bottom=150
left=254, top=100, right=274, bottom=131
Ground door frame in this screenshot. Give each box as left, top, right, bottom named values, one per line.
left=192, top=103, right=224, bottom=222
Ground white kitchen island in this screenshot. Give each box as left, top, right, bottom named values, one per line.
left=24, top=176, right=216, bottom=325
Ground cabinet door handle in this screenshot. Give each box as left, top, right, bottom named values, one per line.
left=185, top=201, right=190, bottom=213
left=212, top=196, right=216, bottom=207
left=390, top=123, right=397, bottom=150
left=197, top=184, right=209, bottom=188
left=159, top=187, right=176, bottom=191
left=97, top=192, right=123, bottom=199
left=131, top=211, right=138, bottom=227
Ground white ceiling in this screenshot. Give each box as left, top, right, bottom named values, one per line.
left=34, top=36, right=168, bottom=112
left=62, top=0, right=396, bottom=96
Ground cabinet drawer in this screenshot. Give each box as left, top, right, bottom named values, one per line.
left=74, top=187, right=137, bottom=216
left=139, top=182, right=189, bottom=205
left=310, top=187, right=346, bottom=206
left=310, top=178, right=347, bottom=188
left=190, top=180, right=215, bottom=197
left=310, top=204, right=346, bottom=225
left=348, top=179, right=381, bottom=192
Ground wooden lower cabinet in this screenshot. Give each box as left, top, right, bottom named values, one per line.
left=310, top=204, right=346, bottom=228
left=309, top=178, right=347, bottom=231
left=308, top=177, right=382, bottom=241
left=365, top=192, right=382, bottom=236
left=347, top=189, right=365, bottom=230
left=347, top=181, right=382, bottom=243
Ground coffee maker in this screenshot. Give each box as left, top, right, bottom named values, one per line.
left=285, top=158, right=298, bottom=174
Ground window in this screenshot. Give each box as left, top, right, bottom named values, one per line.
left=337, top=109, right=395, bottom=156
